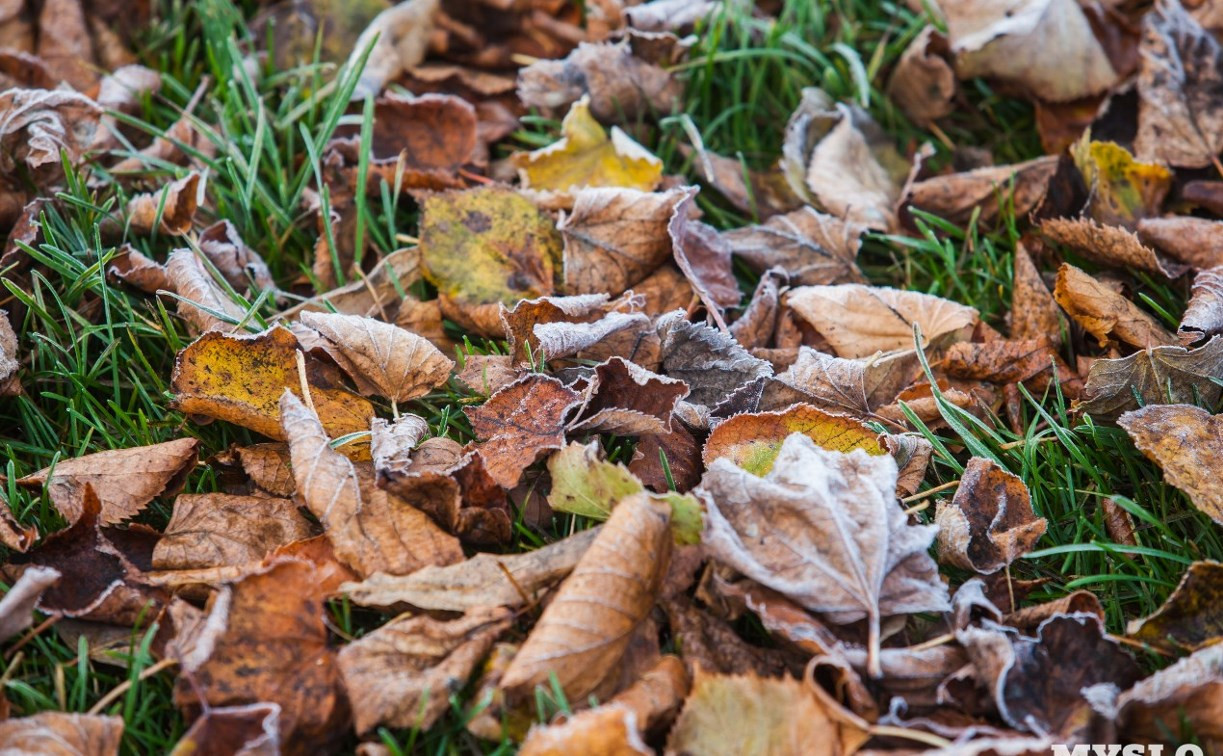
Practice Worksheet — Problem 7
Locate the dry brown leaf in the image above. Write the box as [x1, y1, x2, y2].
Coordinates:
[1135, 0, 1223, 168]
[698, 433, 948, 676]
[121, 173, 202, 236]
[1118, 403, 1223, 525]
[887, 26, 955, 126]
[456, 354, 520, 396]
[901, 157, 1060, 228]
[1108, 642, 1223, 750]
[169, 702, 281, 756]
[942, 0, 1123, 102]
[1081, 337, 1223, 418]
[17, 437, 198, 524]
[665, 668, 869, 756]
[152, 494, 313, 570]
[341, 526, 598, 612]
[0, 565, 60, 643]
[1011, 240, 1065, 347]
[280, 391, 462, 577]
[339, 606, 512, 734]
[0, 713, 123, 755]
[724, 206, 865, 288]
[560, 186, 688, 297]
[1127, 560, 1223, 649]
[500, 494, 671, 705]
[630, 422, 703, 494]
[226, 443, 295, 497]
[569, 357, 688, 437]
[0, 88, 100, 181]
[369, 414, 430, 480]
[0, 308, 18, 396]
[685, 146, 804, 220]
[299, 311, 454, 404]
[1138, 215, 1223, 270]
[935, 457, 1047, 574]
[464, 373, 583, 489]
[500, 293, 622, 363]
[1180, 266, 1223, 344]
[655, 311, 773, 407]
[729, 268, 786, 350]
[517, 35, 684, 123]
[173, 559, 347, 751]
[106, 244, 171, 295]
[1042, 216, 1187, 279]
[197, 220, 276, 294]
[663, 595, 795, 679]
[165, 247, 246, 334]
[668, 189, 741, 321]
[172, 326, 375, 441]
[1053, 263, 1177, 348]
[774, 347, 918, 417]
[345, 0, 440, 100]
[943, 340, 1082, 397]
[785, 284, 978, 359]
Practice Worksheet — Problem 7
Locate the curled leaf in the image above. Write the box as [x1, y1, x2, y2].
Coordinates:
[703, 404, 886, 476]
[935, 457, 1047, 574]
[1128, 560, 1223, 649]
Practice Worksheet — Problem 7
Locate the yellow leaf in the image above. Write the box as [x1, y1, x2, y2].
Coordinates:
[514, 96, 662, 200]
[703, 404, 886, 476]
[1071, 136, 1171, 227]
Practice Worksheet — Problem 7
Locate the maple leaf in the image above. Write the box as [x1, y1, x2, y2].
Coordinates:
[697, 432, 949, 676]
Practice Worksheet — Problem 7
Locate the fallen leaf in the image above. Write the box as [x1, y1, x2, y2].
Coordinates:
[568, 357, 688, 436]
[464, 373, 583, 488]
[531, 310, 661, 372]
[1127, 560, 1223, 649]
[106, 244, 171, 295]
[515, 96, 662, 202]
[0, 308, 18, 396]
[703, 404, 886, 476]
[547, 441, 644, 519]
[935, 457, 1047, 574]
[901, 157, 1060, 227]
[942, 0, 1123, 102]
[1138, 215, 1223, 270]
[1053, 263, 1176, 348]
[560, 186, 689, 297]
[517, 35, 684, 122]
[729, 268, 787, 349]
[663, 595, 795, 679]
[419, 186, 562, 333]
[171, 326, 375, 441]
[698, 433, 949, 676]
[958, 614, 1141, 738]
[773, 347, 919, 417]
[280, 391, 462, 577]
[0, 565, 60, 643]
[1108, 642, 1223, 750]
[121, 172, 202, 236]
[169, 702, 281, 756]
[345, 0, 440, 100]
[500, 494, 671, 705]
[369, 414, 430, 480]
[456, 354, 520, 396]
[0, 713, 123, 755]
[339, 606, 512, 734]
[630, 422, 703, 493]
[1043, 217, 1187, 279]
[887, 26, 955, 126]
[1080, 337, 1223, 418]
[17, 437, 198, 524]
[500, 292, 623, 362]
[298, 311, 453, 404]
[1070, 137, 1171, 227]
[784, 88, 906, 231]
[0, 88, 100, 181]
[943, 340, 1082, 397]
[1118, 403, 1223, 525]
[655, 311, 773, 407]
[341, 526, 599, 612]
[665, 668, 869, 756]
[165, 247, 247, 334]
[1135, 0, 1223, 168]
[152, 494, 313, 570]
[173, 559, 347, 751]
[785, 284, 978, 359]
[221, 443, 295, 497]
[1011, 241, 1066, 347]
[723, 206, 865, 287]
[685, 146, 804, 220]
[1179, 266, 1223, 344]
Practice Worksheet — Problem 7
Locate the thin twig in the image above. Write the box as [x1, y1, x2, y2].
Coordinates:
[5, 615, 60, 660]
[900, 479, 960, 505]
[867, 724, 953, 749]
[87, 658, 178, 715]
[907, 632, 955, 653]
[294, 349, 317, 415]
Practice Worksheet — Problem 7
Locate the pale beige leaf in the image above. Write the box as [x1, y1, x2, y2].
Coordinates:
[152, 494, 313, 570]
[1042, 217, 1187, 279]
[0, 565, 60, 643]
[280, 391, 462, 577]
[697, 433, 948, 676]
[500, 495, 671, 704]
[340, 527, 598, 611]
[1080, 337, 1223, 418]
[338, 606, 512, 734]
[18, 437, 199, 524]
[886, 26, 955, 126]
[0, 308, 18, 396]
[902, 157, 1059, 227]
[347, 0, 440, 100]
[775, 346, 919, 416]
[785, 284, 978, 358]
[299, 311, 454, 404]
[0, 713, 123, 756]
[166, 248, 246, 334]
[1180, 266, 1223, 344]
[722, 206, 865, 287]
[370, 414, 430, 479]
